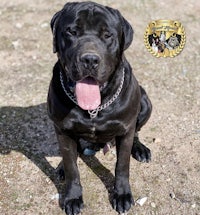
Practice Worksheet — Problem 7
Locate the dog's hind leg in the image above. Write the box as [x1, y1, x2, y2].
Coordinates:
[132, 134, 151, 163]
[131, 86, 152, 163]
[136, 86, 152, 132]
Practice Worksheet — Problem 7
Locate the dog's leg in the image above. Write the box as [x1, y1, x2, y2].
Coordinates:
[131, 86, 152, 163]
[56, 132, 84, 215]
[112, 128, 135, 214]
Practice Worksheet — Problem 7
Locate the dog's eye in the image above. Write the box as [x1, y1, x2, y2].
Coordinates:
[103, 31, 112, 39]
[66, 28, 77, 36]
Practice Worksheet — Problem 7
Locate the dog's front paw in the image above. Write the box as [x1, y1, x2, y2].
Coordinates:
[64, 196, 84, 215]
[112, 192, 134, 214]
[132, 137, 151, 163]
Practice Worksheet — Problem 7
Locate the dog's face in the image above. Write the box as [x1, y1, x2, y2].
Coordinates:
[51, 2, 133, 110]
[168, 36, 179, 48]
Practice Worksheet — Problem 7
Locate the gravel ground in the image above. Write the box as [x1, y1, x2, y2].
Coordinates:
[0, 0, 199, 214]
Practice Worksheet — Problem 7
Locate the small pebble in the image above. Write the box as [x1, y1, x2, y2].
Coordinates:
[111, 149, 116, 155]
[191, 203, 196, 208]
[32, 55, 37, 60]
[169, 192, 176, 199]
[41, 22, 49, 28]
[15, 23, 23, 29]
[51, 193, 60, 200]
[151, 202, 156, 208]
[12, 40, 20, 49]
[153, 138, 161, 144]
[136, 197, 148, 206]
[45, 178, 51, 184]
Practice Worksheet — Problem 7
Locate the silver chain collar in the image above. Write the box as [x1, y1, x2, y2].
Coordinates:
[60, 68, 125, 119]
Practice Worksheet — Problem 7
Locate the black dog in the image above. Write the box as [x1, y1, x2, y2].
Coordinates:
[47, 2, 152, 214]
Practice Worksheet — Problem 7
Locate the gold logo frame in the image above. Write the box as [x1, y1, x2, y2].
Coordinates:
[144, 20, 186, 57]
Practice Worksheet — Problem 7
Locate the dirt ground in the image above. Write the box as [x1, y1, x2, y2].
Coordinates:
[0, 0, 199, 214]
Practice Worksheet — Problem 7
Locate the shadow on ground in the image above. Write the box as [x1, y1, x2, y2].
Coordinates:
[0, 103, 115, 209]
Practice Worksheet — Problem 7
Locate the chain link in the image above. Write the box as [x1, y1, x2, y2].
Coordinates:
[60, 68, 125, 118]
[60, 72, 78, 105]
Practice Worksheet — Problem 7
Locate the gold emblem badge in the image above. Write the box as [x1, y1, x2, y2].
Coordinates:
[144, 20, 186, 57]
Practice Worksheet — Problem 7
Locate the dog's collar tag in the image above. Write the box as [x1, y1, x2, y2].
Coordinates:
[88, 109, 100, 119]
[60, 68, 125, 119]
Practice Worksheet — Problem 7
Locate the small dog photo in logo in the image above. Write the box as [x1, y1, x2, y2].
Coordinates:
[144, 20, 186, 57]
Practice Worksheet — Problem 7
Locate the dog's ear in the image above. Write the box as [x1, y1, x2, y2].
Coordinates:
[106, 7, 133, 51]
[120, 14, 134, 51]
[50, 11, 62, 53]
[50, 3, 79, 53]
[121, 17, 134, 50]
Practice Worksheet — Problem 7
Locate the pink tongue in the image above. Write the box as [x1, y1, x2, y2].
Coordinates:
[75, 77, 101, 110]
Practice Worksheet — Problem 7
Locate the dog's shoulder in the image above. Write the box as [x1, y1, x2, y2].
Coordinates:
[47, 62, 74, 122]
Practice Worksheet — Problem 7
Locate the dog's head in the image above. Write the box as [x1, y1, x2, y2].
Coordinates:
[51, 2, 133, 110]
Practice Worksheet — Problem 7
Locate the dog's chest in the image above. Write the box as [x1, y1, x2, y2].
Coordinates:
[62, 110, 127, 142]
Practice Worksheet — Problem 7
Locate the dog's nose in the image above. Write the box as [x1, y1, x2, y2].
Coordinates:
[80, 53, 100, 69]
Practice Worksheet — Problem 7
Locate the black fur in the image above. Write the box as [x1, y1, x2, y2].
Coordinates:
[47, 2, 152, 214]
